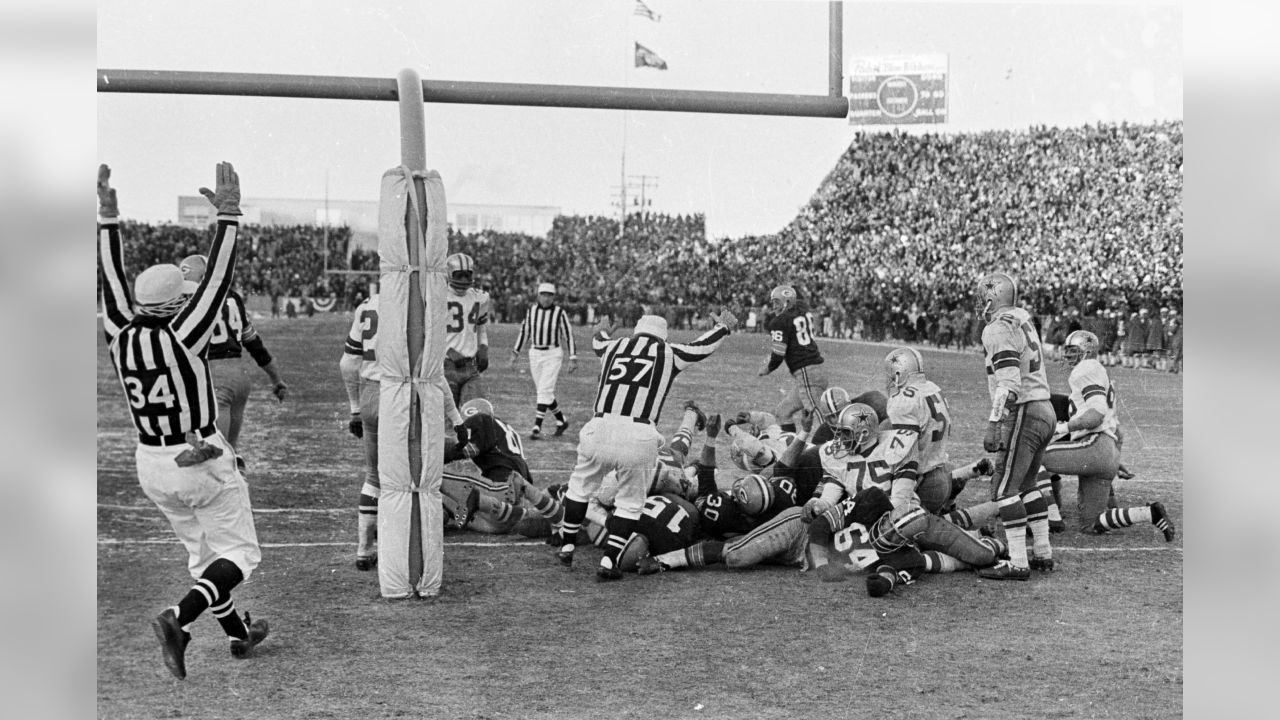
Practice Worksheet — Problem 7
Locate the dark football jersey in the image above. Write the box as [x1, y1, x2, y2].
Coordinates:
[637, 494, 701, 554]
[754, 475, 799, 522]
[765, 307, 823, 372]
[696, 490, 756, 539]
[774, 444, 825, 501]
[445, 414, 531, 479]
[207, 291, 254, 360]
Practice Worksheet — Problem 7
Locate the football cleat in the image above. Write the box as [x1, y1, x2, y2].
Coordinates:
[683, 400, 707, 431]
[1029, 555, 1055, 572]
[355, 555, 377, 571]
[1150, 502, 1176, 542]
[636, 556, 668, 576]
[152, 608, 191, 680]
[976, 560, 1031, 581]
[596, 557, 623, 582]
[1049, 519, 1067, 534]
[554, 418, 571, 437]
[1117, 464, 1136, 480]
[448, 487, 480, 531]
[555, 545, 575, 567]
[529, 427, 542, 441]
[229, 613, 270, 659]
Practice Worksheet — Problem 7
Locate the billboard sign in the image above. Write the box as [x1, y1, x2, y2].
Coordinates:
[847, 54, 948, 125]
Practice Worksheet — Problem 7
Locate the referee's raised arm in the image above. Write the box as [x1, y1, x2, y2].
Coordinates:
[97, 164, 133, 342]
[173, 162, 242, 353]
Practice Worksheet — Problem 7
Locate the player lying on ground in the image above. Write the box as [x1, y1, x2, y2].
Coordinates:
[441, 398, 563, 536]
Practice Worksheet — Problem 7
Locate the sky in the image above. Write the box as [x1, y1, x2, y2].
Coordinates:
[96, 0, 1182, 238]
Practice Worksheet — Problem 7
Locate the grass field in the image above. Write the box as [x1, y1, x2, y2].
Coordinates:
[97, 315, 1183, 720]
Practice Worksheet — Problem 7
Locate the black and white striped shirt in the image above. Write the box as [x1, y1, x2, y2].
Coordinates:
[591, 326, 729, 424]
[99, 217, 239, 444]
[513, 304, 576, 356]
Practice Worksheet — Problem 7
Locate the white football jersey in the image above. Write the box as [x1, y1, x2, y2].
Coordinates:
[1066, 358, 1119, 441]
[344, 295, 381, 382]
[444, 288, 490, 358]
[886, 378, 951, 472]
[818, 430, 921, 508]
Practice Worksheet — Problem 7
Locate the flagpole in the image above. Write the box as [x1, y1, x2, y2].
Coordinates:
[621, 7, 632, 242]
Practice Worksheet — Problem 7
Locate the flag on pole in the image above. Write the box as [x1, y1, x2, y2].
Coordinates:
[635, 41, 668, 70]
[634, 0, 661, 22]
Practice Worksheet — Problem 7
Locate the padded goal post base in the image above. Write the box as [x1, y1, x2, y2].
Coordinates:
[376, 166, 449, 599]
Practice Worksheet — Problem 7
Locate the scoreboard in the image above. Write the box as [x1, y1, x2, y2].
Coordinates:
[846, 54, 948, 126]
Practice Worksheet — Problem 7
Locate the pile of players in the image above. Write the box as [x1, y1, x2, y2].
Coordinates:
[437, 277, 1177, 597]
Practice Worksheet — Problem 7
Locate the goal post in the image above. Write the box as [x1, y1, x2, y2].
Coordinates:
[374, 69, 448, 599]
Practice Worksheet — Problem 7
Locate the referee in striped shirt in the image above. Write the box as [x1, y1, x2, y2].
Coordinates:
[552, 308, 739, 580]
[510, 282, 577, 439]
[98, 163, 268, 679]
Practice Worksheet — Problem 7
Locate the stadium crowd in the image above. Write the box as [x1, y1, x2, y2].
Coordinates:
[111, 120, 1182, 369]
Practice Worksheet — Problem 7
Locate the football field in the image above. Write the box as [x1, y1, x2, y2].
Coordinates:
[97, 315, 1183, 719]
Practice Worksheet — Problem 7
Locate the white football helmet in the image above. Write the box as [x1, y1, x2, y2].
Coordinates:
[831, 403, 879, 458]
[883, 347, 925, 395]
[768, 285, 797, 313]
[731, 474, 774, 516]
[1061, 330, 1100, 368]
[446, 253, 475, 294]
[975, 272, 1018, 322]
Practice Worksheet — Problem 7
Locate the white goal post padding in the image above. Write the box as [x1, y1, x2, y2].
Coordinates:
[375, 166, 448, 599]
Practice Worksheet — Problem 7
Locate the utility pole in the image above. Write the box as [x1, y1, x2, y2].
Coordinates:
[611, 174, 659, 222]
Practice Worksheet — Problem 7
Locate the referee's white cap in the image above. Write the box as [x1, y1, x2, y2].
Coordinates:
[634, 314, 668, 341]
[135, 264, 197, 306]
[537, 282, 557, 295]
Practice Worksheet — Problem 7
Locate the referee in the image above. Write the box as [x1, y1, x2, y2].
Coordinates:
[510, 282, 577, 440]
[98, 163, 268, 679]
[552, 308, 739, 580]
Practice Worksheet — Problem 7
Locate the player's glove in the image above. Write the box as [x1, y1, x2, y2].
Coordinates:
[1054, 421, 1070, 438]
[454, 424, 470, 448]
[982, 421, 1006, 453]
[198, 161, 243, 216]
[97, 164, 119, 219]
[710, 308, 739, 330]
[476, 346, 489, 373]
[802, 498, 832, 524]
[272, 381, 288, 402]
[348, 414, 364, 439]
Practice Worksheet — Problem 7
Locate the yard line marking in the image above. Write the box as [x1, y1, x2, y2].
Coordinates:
[96, 537, 1179, 552]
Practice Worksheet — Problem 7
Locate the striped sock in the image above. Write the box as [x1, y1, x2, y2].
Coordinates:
[178, 558, 244, 629]
[602, 516, 639, 565]
[670, 427, 693, 459]
[548, 400, 566, 426]
[1097, 505, 1151, 531]
[211, 596, 248, 641]
[1022, 489, 1052, 559]
[358, 489, 378, 556]
[997, 496, 1029, 568]
[534, 403, 548, 428]
[531, 492, 562, 520]
[1035, 477, 1063, 523]
[556, 497, 588, 549]
[947, 507, 975, 529]
[923, 551, 970, 573]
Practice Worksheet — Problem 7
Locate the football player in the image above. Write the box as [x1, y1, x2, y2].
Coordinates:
[969, 272, 1057, 580]
[881, 347, 992, 515]
[798, 403, 923, 581]
[442, 398, 561, 535]
[442, 253, 491, 406]
[179, 254, 287, 462]
[759, 284, 828, 432]
[1038, 331, 1176, 540]
[819, 485, 1008, 596]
